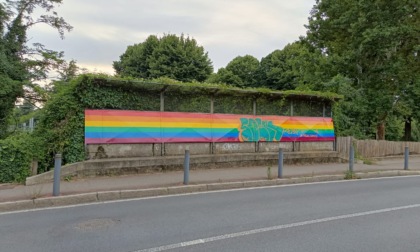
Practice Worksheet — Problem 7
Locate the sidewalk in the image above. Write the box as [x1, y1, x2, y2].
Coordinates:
[1, 156, 419, 204]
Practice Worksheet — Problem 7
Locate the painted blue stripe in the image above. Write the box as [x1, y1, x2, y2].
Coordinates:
[85, 128, 237, 133]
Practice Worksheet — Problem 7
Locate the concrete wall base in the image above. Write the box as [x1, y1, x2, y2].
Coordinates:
[86, 142, 335, 159]
[26, 151, 340, 185]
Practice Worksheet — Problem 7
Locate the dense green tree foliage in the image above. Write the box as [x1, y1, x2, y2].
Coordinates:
[113, 34, 213, 82]
[258, 41, 327, 90]
[305, 0, 420, 139]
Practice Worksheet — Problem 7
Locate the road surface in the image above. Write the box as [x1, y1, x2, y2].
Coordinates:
[1, 176, 420, 252]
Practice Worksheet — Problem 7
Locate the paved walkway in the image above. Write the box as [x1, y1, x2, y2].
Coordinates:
[1, 157, 419, 203]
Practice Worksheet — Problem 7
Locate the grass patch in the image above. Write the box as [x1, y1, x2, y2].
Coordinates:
[344, 170, 358, 180]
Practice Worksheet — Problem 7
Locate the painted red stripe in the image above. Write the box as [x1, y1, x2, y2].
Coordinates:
[282, 117, 333, 123]
[161, 112, 213, 119]
[85, 137, 246, 144]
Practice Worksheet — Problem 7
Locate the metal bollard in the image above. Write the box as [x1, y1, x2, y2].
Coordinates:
[278, 148, 283, 178]
[183, 147, 190, 185]
[404, 146, 409, 170]
[349, 145, 354, 172]
[53, 153, 62, 196]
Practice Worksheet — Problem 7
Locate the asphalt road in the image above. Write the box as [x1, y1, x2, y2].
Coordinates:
[2, 176, 420, 252]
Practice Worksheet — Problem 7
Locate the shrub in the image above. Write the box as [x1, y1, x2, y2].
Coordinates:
[0, 133, 39, 183]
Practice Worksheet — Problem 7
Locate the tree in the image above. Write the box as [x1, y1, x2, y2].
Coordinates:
[306, 0, 420, 140]
[392, 78, 420, 140]
[206, 68, 242, 86]
[258, 41, 327, 90]
[0, 0, 72, 137]
[321, 75, 374, 138]
[113, 34, 213, 82]
[113, 35, 159, 79]
[208, 55, 259, 87]
[57, 59, 85, 82]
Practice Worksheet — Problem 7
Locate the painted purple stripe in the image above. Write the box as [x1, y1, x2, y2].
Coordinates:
[85, 137, 243, 144]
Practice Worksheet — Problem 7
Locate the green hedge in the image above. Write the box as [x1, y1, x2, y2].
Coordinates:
[0, 133, 39, 183]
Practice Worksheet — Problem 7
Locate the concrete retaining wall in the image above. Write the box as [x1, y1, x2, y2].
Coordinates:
[29, 141, 337, 186]
[26, 151, 341, 185]
[87, 141, 334, 159]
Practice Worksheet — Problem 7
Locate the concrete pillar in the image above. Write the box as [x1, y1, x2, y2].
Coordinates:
[31, 159, 38, 176]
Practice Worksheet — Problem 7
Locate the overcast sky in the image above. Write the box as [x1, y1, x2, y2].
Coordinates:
[28, 0, 315, 74]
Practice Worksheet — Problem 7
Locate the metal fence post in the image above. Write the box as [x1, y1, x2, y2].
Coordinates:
[53, 153, 62, 196]
[404, 146, 409, 170]
[278, 148, 283, 178]
[349, 145, 354, 172]
[183, 147, 190, 185]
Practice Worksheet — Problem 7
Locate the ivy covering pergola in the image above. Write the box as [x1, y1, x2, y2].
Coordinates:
[89, 76, 342, 118]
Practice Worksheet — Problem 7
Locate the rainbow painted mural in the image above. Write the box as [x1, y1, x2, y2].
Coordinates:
[85, 110, 335, 144]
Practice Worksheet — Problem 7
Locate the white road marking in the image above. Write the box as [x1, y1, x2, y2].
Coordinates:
[1, 175, 420, 216]
[133, 203, 420, 252]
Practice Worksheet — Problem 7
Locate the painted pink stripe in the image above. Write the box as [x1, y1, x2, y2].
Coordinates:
[280, 137, 335, 142]
[86, 110, 214, 119]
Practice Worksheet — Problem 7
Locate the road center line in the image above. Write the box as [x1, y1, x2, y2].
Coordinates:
[133, 203, 420, 252]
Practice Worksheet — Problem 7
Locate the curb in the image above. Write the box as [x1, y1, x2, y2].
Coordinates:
[2, 170, 420, 213]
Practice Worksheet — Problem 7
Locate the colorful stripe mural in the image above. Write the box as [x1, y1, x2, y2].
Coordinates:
[85, 110, 335, 144]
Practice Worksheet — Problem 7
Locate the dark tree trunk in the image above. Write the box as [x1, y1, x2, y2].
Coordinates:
[377, 122, 385, 140]
[404, 117, 412, 141]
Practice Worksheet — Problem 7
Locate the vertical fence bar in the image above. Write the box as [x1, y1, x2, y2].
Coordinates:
[160, 91, 164, 112]
[278, 148, 283, 178]
[404, 146, 409, 170]
[349, 145, 354, 172]
[183, 147, 190, 185]
[290, 100, 294, 116]
[210, 96, 214, 114]
[53, 153, 62, 196]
